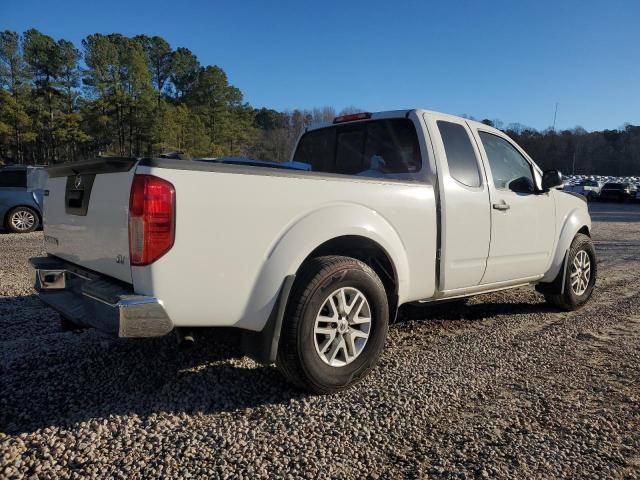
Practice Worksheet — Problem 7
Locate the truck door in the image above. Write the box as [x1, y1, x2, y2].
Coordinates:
[424, 113, 491, 291]
[473, 128, 556, 284]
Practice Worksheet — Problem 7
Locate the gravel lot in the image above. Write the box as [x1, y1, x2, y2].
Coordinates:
[1, 202, 639, 479]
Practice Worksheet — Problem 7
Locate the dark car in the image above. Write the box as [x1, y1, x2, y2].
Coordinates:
[598, 182, 633, 202]
[0, 165, 47, 233]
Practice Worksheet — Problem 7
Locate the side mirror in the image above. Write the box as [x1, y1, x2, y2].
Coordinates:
[508, 176, 535, 194]
[541, 169, 563, 190]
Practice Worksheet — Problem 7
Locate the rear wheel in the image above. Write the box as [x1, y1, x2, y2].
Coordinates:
[276, 256, 389, 394]
[6, 206, 39, 233]
[544, 233, 596, 311]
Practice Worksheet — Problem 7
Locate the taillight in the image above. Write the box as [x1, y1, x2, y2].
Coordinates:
[128, 174, 175, 266]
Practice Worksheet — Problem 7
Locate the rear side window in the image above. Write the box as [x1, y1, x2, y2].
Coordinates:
[0, 170, 27, 188]
[437, 121, 481, 188]
[293, 119, 421, 179]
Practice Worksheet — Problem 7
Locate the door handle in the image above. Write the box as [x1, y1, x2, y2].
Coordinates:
[492, 201, 510, 211]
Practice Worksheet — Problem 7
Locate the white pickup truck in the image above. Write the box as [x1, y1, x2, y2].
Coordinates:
[32, 109, 596, 393]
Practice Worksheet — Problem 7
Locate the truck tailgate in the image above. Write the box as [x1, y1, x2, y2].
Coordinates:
[43, 159, 138, 284]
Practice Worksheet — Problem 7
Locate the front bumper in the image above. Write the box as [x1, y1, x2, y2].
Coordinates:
[30, 256, 173, 337]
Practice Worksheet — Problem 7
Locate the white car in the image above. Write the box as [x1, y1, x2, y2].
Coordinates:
[31, 109, 596, 393]
[575, 179, 604, 200]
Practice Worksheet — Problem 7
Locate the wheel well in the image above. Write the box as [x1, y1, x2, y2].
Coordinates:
[299, 235, 399, 318]
[577, 225, 590, 237]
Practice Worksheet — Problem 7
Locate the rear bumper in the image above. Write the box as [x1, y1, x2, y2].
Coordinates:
[30, 256, 173, 337]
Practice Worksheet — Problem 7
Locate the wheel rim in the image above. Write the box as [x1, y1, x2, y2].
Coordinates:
[570, 250, 591, 296]
[313, 287, 372, 367]
[11, 210, 35, 231]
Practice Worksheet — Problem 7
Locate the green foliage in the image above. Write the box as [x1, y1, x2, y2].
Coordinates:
[0, 31, 27, 94]
[136, 35, 173, 95]
[0, 29, 262, 163]
[170, 47, 199, 99]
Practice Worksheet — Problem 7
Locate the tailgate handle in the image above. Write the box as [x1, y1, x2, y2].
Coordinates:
[64, 174, 95, 216]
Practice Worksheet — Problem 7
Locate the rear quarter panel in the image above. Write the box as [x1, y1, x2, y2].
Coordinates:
[132, 165, 437, 331]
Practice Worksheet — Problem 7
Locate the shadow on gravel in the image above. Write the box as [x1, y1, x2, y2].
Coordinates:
[2, 293, 555, 435]
[0, 300, 303, 434]
[398, 299, 555, 323]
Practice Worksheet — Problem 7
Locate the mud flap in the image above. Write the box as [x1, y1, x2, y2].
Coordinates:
[241, 275, 296, 364]
[536, 250, 569, 295]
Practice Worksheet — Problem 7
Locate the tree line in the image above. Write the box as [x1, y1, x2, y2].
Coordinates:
[1, 29, 638, 175]
[476, 119, 640, 176]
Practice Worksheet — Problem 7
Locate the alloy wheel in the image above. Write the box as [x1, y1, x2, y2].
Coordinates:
[11, 210, 36, 232]
[313, 287, 372, 367]
[570, 250, 591, 296]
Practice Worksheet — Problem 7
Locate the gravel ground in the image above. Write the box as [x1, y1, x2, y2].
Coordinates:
[1, 202, 639, 479]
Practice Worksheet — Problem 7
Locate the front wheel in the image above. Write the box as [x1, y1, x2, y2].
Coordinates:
[276, 256, 389, 394]
[544, 233, 596, 311]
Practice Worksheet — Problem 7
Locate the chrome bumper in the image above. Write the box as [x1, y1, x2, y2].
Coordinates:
[30, 256, 173, 338]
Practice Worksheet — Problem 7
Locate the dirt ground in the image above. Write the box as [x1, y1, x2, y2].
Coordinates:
[1, 201, 639, 479]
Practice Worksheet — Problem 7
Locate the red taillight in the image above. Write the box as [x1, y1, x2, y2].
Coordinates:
[128, 174, 175, 266]
[333, 112, 372, 124]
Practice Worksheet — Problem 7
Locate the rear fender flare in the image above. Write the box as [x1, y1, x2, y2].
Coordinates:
[236, 203, 410, 331]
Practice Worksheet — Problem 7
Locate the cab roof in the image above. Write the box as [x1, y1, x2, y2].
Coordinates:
[307, 108, 505, 137]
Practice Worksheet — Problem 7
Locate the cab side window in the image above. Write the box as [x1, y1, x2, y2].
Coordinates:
[437, 121, 481, 188]
[479, 132, 535, 194]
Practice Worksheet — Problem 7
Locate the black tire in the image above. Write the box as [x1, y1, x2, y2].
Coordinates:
[276, 255, 389, 394]
[6, 206, 39, 233]
[544, 233, 596, 311]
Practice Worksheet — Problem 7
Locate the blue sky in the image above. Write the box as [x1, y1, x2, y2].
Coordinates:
[3, 0, 639, 131]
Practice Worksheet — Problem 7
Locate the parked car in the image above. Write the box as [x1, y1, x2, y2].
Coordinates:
[0, 165, 47, 233]
[598, 182, 633, 202]
[575, 179, 603, 200]
[31, 109, 595, 393]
